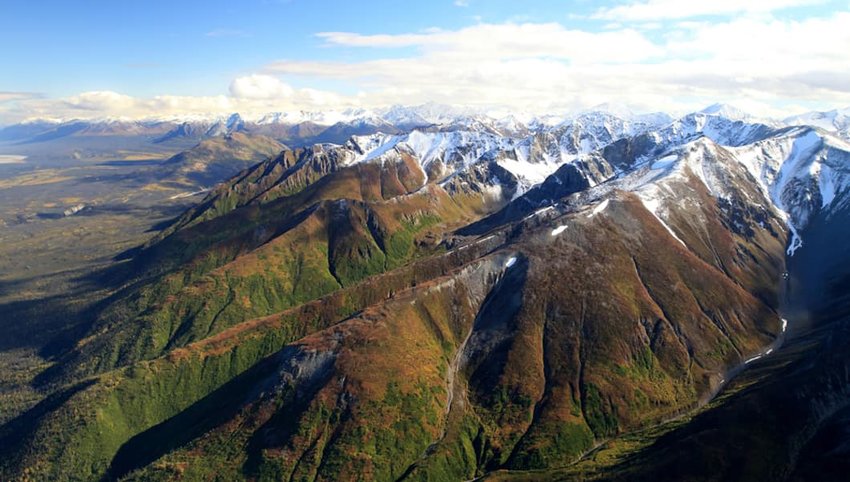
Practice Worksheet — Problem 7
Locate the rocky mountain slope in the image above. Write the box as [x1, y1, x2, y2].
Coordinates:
[159, 131, 285, 186]
[2, 105, 850, 481]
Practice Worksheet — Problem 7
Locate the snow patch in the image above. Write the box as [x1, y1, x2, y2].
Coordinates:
[812, 160, 837, 208]
[497, 156, 563, 190]
[587, 199, 610, 218]
[640, 197, 686, 247]
[523, 204, 556, 221]
[651, 155, 677, 170]
[535, 205, 555, 216]
[786, 223, 804, 256]
[551, 225, 568, 236]
[169, 189, 209, 200]
[0, 154, 26, 164]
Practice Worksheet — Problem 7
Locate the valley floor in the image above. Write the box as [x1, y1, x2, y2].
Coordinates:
[0, 151, 198, 422]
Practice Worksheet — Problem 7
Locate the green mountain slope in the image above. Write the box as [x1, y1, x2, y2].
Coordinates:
[0, 132, 791, 482]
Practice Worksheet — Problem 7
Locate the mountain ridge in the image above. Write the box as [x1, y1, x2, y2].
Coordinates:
[3, 105, 850, 481]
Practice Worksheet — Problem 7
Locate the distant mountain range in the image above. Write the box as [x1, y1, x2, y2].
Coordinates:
[2, 103, 846, 149]
[3, 103, 850, 480]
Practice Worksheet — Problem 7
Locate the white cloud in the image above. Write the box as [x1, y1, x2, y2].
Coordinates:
[0, 91, 42, 103]
[229, 74, 295, 99]
[3, 11, 850, 123]
[0, 81, 354, 123]
[63, 91, 138, 111]
[593, 0, 825, 21]
[667, 13, 850, 66]
[265, 14, 850, 116]
[454, 0, 470, 7]
[316, 23, 664, 64]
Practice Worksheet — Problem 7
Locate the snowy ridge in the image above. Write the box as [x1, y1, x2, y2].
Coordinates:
[478, 110, 668, 193]
[653, 111, 776, 150]
[784, 108, 850, 138]
[610, 137, 740, 199]
[699, 103, 779, 126]
[565, 136, 776, 251]
[733, 127, 850, 254]
[626, 140, 730, 248]
[333, 105, 803, 219]
[8, 102, 850, 262]
[339, 111, 651, 198]
[345, 130, 515, 171]
[545, 123, 850, 258]
[279, 105, 850, 261]
[256, 110, 373, 126]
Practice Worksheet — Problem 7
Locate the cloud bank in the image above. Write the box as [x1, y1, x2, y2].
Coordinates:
[2, 2, 849, 123]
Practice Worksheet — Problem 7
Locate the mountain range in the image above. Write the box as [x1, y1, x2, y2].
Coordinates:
[2, 103, 850, 481]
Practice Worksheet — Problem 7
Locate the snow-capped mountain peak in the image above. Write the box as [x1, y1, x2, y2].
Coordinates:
[225, 113, 244, 130]
[700, 103, 751, 120]
[584, 102, 636, 120]
[378, 105, 432, 128]
[784, 108, 850, 139]
[7, 101, 850, 260]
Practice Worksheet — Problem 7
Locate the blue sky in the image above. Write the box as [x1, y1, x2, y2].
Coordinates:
[2, 0, 584, 96]
[1, 0, 849, 122]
